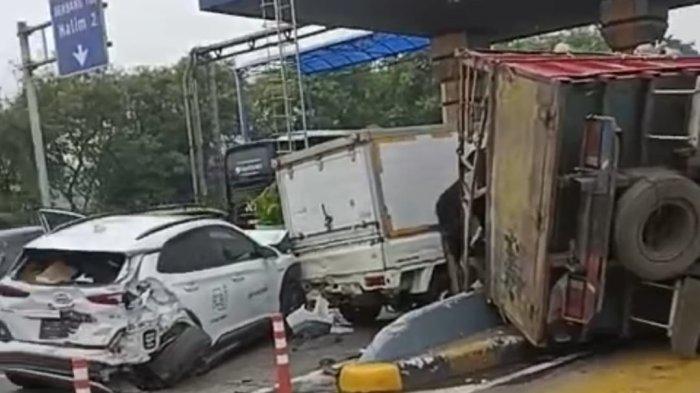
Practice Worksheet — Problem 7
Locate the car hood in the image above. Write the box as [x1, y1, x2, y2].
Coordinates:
[244, 229, 288, 247]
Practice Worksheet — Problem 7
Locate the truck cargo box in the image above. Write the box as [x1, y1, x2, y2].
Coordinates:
[458, 51, 700, 346]
[274, 125, 457, 309]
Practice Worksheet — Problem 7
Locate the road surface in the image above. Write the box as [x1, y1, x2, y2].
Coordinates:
[424, 341, 700, 393]
[0, 324, 381, 393]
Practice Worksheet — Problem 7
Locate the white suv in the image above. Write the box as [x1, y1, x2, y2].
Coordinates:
[0, 213, 303, 391]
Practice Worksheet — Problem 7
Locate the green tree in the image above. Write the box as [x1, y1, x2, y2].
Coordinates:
[0, 67, 198, 214]
[305, 53, 441, 129]
[241, 52, 441, 137]
[495, 25, 698, 55]
[495, 26, 610, 52]
[0, 94, 39, 227]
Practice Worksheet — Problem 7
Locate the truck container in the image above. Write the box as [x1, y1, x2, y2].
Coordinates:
[224, 131, 351, 226]
[274, 125, 457, 323]
[456, 51, 700, 354]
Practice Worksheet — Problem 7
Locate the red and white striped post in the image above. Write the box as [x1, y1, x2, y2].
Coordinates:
[271, 313, 292, 393]
[71, 358, 91, 393]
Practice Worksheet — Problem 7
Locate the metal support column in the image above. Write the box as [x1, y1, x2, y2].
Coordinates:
[17, 21, 51, 207]
[207, 63, 222, 153]
[233, 66, 250, 142]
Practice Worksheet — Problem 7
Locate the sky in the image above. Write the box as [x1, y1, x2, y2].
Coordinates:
[0, 0, 261, 97]
[1, 1, 700, 98]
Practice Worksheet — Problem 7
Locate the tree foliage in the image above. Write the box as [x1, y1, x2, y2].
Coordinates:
[0, 52, 439, 225]
[495, 25, 698, 55]
[496, 26, 611, 52]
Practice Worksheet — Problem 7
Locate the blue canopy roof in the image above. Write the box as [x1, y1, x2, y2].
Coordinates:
[297, 32, 430, 74]
[236, 30, 430, 74]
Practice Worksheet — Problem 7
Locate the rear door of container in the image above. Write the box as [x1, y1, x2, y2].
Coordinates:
[276, 142, 384, 270]
[488, 75, 559, 345]
[373, 129, 458, 269]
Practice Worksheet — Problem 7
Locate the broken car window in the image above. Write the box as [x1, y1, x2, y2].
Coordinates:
[209, 227, 257, 264]
[15, 249, 126, 286]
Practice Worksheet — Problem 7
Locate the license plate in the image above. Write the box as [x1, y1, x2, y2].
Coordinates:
[38, 310, 94, 340]
[39, 319, 78, 340]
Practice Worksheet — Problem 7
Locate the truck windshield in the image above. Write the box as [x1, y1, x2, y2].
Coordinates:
[14, 249, 126, 286]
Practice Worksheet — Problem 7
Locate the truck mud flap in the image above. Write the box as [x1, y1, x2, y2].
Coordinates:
[145, 325, 211, 386]
[671, 277, 700, 357]
[360, 291, 502, 362]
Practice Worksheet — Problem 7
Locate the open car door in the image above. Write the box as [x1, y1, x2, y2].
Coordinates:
[38, 209, 85, 232]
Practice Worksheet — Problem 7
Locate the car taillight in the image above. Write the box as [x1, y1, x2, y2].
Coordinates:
[0, 285, 29, 298]
[364, 275, 386, 288]
[87, 293, 125, 305]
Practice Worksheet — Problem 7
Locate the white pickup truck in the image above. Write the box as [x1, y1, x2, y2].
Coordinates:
[274, 125, 458, 323]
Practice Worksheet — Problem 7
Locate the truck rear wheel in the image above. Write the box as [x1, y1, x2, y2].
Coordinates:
[339, 303, 382, 325]
[614, 171, 700, 281]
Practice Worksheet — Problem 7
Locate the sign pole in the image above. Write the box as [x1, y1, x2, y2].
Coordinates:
[17, 21, 51, 207]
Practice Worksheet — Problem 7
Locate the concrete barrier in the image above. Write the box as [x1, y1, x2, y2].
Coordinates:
[339, 327, 529, 392]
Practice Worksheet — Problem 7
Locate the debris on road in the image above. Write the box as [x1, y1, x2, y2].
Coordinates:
[360, 291, 502, 362]
[286, 296, 354, 341]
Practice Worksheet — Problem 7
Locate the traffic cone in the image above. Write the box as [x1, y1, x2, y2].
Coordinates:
[271, 313, 292, 393]
[71, 358, 91, 393]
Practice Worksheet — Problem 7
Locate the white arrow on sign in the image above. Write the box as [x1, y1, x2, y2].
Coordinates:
[72, 45, 89, 67]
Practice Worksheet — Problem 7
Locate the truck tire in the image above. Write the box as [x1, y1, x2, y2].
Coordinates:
[339, 303, 382, 325]
[614, 171, 700, 281]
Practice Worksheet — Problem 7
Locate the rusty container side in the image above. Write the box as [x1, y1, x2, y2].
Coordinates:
[470, 51, 700, 347]
[487, 72, 561, 345]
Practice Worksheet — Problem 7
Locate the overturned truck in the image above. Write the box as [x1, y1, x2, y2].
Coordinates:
[456, 51, 700, 354]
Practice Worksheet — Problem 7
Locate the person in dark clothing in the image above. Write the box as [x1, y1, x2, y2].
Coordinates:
[435, 181, 485, 294]
[436, 181, 465, 294]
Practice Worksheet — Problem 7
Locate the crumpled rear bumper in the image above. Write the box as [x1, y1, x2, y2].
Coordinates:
[0, 341, 149, 390]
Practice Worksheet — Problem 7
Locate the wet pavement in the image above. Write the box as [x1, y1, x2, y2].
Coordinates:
[0, 324, 382, 393]
[422, 341, 700, 393]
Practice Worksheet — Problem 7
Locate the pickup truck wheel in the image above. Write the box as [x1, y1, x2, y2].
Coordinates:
[339, 303, 382, 325]
[614, 172, 700, 281]
[5, 372, 49, 389]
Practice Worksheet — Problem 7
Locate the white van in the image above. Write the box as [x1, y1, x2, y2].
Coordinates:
[274, 125, 458, 323]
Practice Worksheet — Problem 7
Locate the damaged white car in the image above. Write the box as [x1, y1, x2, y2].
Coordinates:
[0, 214, 303, 391]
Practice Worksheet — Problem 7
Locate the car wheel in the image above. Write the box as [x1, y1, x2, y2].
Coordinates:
[5, 372, 49, 389]
[144, 324, 212, 389]
[339, 303, 382, 325]
[280, 277, 306, 317]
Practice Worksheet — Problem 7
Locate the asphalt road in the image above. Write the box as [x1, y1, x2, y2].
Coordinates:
[422, 341, 700, 393]
[0, 324, 382, 393]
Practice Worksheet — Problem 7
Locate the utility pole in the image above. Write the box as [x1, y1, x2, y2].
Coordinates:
[233, 66, 250, 142]
[207, 63, 222, 152]
[17, 21, 52, 207]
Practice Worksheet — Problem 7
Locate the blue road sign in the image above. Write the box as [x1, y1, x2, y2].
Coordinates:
[49, 0, 109, 77]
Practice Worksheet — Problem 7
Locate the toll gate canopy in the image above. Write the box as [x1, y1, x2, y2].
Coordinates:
[236, 30, 430, 74]
[200, 0, 700, 43]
